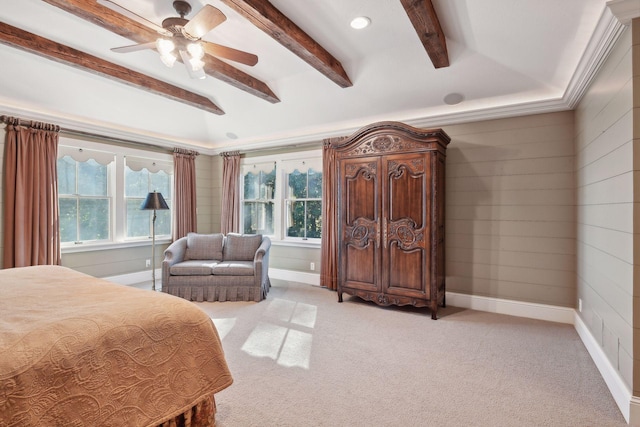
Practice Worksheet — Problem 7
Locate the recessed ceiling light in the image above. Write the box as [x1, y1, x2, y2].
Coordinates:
[443, 93, 464, 105]
[226, 132, 238, 139]
[350, 16, 371, 30]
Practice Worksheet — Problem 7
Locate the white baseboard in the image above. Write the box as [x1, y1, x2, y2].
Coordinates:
[269, 268, 321, 286]
[445, 292, 575, 324]
[574, 313, 632, 424]
[103, 269, 159, 286]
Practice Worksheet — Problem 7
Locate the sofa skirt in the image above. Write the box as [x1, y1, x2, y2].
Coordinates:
[164, 277, 271, 302]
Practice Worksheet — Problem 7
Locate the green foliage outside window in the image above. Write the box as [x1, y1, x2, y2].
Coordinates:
[57, 156, 110, 243]
[285, 168, 322, 239]
[243, 168, 276, 235]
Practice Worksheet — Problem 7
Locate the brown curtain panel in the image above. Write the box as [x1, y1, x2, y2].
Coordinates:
[3, 117, 61, 268]
[220, 151, 241, 234]
[320, 141, 338, 290]
[172, 148, 198, 241]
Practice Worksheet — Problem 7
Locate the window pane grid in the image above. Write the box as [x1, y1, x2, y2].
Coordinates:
[57, 156, 111, 244]
[284, 168, 321, 240]
[58, 144, 173, 247]
[242, 167, 276, 235]
[125, 166, 172, 239]
[240, 152, 322, 242]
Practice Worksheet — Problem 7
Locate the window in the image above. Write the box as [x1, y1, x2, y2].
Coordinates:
[242, 163, 275, 235]
[240, 150, 322, 244]
[58, 147, 114, 244]
[57, 138, 173, 249]
[284, 168, 322, 239]
[125, 157, 172, 239]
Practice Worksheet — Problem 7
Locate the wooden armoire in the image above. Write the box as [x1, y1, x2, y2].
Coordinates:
[329, 121, 450, 319]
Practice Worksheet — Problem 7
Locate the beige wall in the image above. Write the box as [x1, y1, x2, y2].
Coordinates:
[575, 26, 634, 390]
[442, 112, 576, 307]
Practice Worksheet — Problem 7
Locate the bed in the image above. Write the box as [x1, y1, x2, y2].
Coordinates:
[0, 265, 233, 427]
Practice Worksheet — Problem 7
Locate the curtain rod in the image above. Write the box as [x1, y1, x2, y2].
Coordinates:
[61, 129, 173, 155]
[1, 115, 174, 155]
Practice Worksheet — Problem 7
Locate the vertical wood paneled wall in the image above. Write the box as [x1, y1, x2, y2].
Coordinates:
[443, 112, 576, 307]
[575, 27, 633, 389]
[195, 154, 222, 234]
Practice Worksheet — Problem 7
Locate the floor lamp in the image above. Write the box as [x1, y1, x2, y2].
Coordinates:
[141, 191, 169, 291]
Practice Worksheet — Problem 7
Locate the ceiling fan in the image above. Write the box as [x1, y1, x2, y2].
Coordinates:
[99, 0, 258, 79]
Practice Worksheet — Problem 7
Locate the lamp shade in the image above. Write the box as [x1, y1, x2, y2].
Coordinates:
[140, 191, 169, 210]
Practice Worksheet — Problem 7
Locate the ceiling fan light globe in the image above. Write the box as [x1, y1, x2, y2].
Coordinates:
[189, 57, 205, 72]
[160, 53, 177, 68]
[156, 38, 175, 55]
[187, 42, 204, 59]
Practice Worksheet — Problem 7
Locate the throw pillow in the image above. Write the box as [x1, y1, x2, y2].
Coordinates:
[223, 233, 263, 261]
[185, 233, 224, 260]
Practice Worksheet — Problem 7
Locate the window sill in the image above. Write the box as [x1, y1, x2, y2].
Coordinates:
[61, 237, 173, 254]
[270, 239, 321, 249]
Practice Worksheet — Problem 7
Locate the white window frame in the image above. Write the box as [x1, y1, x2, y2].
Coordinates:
[57, 145, 114, 245]
[240, 149, 322, 247]
[124, 155, 173, 240]
[58, 136, 173, 253]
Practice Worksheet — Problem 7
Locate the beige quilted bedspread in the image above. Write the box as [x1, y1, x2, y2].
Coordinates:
[0, 265, 233, 427]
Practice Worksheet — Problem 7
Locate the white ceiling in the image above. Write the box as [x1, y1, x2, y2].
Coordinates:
[0, 0, 619, 154]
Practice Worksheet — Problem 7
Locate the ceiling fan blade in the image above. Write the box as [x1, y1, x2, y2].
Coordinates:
[202, 41, 258, 66]
[179, 50, 206, 80]
[183, 5, 227, 39]
[111, 42, 157, 53]
[97, 0, 171, 36]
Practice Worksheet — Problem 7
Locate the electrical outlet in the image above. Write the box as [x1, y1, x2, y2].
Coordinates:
[578, 298, 582, 313]
[146, 259, 151, 268]
[310, 262, 315, 271]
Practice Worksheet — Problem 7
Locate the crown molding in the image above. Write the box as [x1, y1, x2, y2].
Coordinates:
[564, 6, 626, 109]
[607, 0, 640, 24]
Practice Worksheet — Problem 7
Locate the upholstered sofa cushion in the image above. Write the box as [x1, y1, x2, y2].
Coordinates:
[223, 234, 263, 261]
[212, 261, 255, 276]
[185, 233, 224, 260]
[170, 260, 218, 276]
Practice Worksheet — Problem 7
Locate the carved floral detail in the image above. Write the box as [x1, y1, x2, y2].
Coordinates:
[345, 136, 423, 156]
[345, 218, 377, 248]
[388, 219, 424, 250]
[345, 162, 377, 180]
[388, 159, 425, 178]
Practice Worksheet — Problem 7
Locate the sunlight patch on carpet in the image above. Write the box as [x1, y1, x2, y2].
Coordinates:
[211, 317, 237, 340]
[242, 320, 313, 369]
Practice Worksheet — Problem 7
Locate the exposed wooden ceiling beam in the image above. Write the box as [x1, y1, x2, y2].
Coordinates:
[41, 0, 280, 103]
[0, 22, 224, 115]
[219, 0, 352, 88]
[400, 0, 449, 68]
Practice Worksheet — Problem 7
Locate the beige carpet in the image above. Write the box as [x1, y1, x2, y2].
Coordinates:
[191, 279, 626, 427]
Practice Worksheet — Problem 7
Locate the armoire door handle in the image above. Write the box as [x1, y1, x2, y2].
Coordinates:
[383, 217, 388, 248]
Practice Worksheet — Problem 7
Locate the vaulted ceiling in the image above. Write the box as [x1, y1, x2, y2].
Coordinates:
[0, 1, 616, 153]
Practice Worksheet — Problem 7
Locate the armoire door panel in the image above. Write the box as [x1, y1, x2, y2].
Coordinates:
[342, 158, 378, 225]
[340, 157, 381, 292]
[382, 153, 431, 297]
[344, 243, 378, 290]
[385, 154, 430, 228]
[387, 244, 429, 298]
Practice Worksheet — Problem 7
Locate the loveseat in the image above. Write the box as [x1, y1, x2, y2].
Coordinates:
[161, 232, 271, 302]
